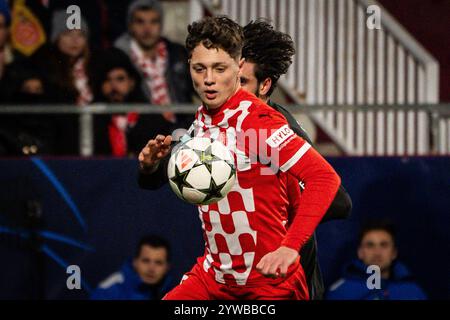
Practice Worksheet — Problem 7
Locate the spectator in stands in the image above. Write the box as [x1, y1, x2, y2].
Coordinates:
[94, 49, 146, 104]
[0, 1, 55, 155]
[7, 62, 49, 103]
[114, 0, 195, 131]
[0, 62, 57, 156]
[30, 10, 96, 155]
[326, 219, 427, 300]
[33, 10, 94, 105]
[93, 48, 148, 156]
[47, 0, 108, 50]
[90, 235, 175, 300]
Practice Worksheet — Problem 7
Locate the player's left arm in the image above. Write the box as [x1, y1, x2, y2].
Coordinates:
[252, 110, 340, 278]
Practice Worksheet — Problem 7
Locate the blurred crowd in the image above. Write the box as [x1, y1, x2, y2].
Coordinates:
[0, 0, 196, 156]
[90, 220, 427, 300]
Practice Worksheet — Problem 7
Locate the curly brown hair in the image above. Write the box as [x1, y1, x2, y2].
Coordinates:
[186, 16, 244, 60]
[242, 19, 295, 96]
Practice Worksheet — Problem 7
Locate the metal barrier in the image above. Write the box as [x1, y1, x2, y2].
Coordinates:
[1, 103, 449, 156]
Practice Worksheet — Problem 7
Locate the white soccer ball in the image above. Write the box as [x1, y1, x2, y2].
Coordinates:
[167, 137, 236, 205]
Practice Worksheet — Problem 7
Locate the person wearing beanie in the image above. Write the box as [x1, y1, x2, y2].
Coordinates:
[50, 9, 89, 44]
[33, 9, 94, 106]
[126, 0, 163, 27]
[28, 9, 97, 155]
[114, 0, 195, 132]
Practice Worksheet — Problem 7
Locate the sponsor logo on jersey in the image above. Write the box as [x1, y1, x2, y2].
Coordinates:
[265, 125, 294, 148]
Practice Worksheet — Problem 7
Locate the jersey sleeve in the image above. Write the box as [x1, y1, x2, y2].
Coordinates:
[244, 107, 341, 251]
[285, 174, 302, 229]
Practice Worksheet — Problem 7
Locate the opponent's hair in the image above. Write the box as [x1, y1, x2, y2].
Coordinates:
[134, 234, 171, 261]
[186, 16, 244, 60]
[358, 219, 397, 246]
[242, 19, 295, 96]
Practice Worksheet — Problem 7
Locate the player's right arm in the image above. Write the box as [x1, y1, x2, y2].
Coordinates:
[137, 135, 172, 190]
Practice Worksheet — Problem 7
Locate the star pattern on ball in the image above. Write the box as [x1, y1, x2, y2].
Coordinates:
[200, 177, 226, 204]
[168, 137, 236, 205]
[170, 164, 191, 192]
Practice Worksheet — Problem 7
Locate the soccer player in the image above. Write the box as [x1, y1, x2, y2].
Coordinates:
[138, 16, 340, 300]
[240, 20, 352, 299]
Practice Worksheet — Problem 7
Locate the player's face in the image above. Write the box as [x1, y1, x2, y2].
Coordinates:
[240, 61, 259, 96]
[102, 68, 135, 103]
[358, 230, 397, 274]
[57, 30, 87, 58]
[129, 10, 162, 50]
[133, 245, 170, 285]
[190, 43, 242, 110]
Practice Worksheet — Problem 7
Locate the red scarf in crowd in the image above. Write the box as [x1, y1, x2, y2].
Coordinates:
[108, 40, 177, 156]
[130, 39, 176, 123]
[108, 113, 139, 157]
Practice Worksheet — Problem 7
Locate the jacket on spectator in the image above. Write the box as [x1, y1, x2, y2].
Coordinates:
[326, 259, 427, 300]
[0, 47, 27, 102]
[90, 259, 174, 300]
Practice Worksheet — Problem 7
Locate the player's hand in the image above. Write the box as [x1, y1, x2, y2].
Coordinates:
[138, 134, 172, 173]
[256, 246, 299, 278]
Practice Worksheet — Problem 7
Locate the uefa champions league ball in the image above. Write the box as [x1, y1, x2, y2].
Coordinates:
[167, 137, 236, 205]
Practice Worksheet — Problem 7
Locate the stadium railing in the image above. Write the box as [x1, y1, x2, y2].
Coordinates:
[0, 103, 449, 156]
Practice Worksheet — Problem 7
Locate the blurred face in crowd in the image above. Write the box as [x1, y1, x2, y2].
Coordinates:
[57, 30, 87, 58]
[101, 68, 135, 103]
[22, 78, 44, 95]
[129, 9, 162, 51]
[0, 15, 8, 49]
[133, 245, 170, 285]
[190, 44, 242, 110]
[358, 230, 397, 277]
